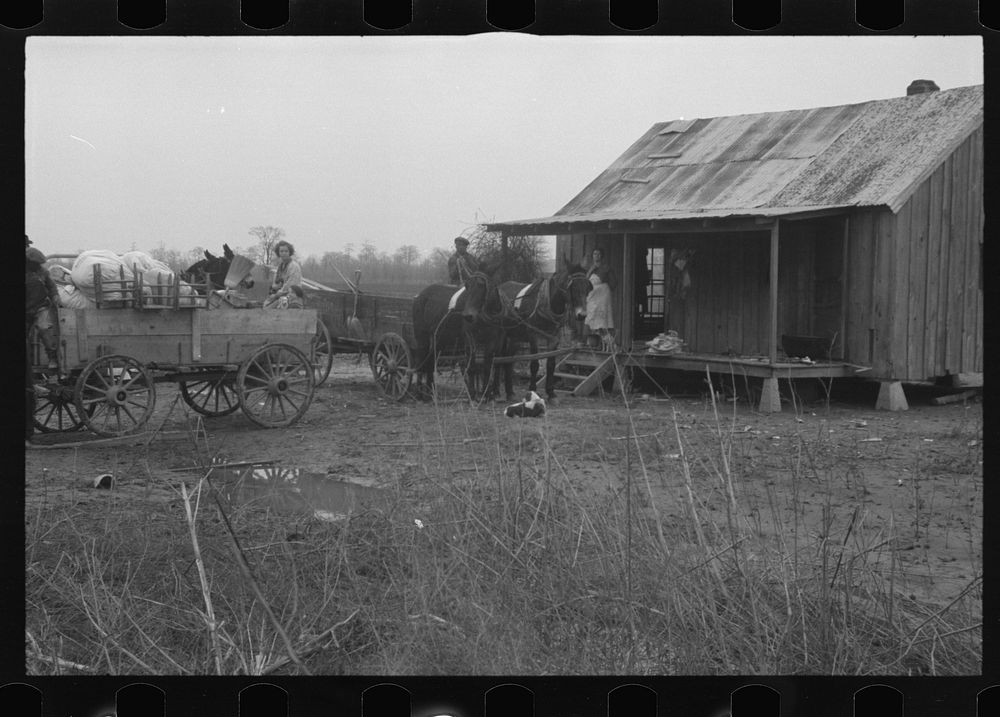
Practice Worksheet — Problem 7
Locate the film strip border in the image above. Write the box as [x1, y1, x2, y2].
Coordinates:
[3, 2, 996, 717]
[0, 0, 997, 33]
[2, 679, 1000, 716]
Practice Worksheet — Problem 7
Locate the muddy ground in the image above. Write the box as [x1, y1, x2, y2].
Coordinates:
[25, 356, 983, 660]
[27, 357, 983, 608]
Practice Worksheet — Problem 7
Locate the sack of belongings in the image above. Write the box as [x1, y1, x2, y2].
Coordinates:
[47, 264, 73, 286]
[645, 330, 685, 355]
[58, 283, 96, 309]
[119, 250, 198, 304]
[67, 249, 200, 307]
[505, 391, 546, 418]
[70, 250, 136, 305]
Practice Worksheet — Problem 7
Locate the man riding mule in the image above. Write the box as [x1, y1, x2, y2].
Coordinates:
[411, 259, 505, 401]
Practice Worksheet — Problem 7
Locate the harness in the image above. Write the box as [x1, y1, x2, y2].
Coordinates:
[499, 271, 589, 342]
[463, 270, 515, 329]
[434, 270, 503, 346]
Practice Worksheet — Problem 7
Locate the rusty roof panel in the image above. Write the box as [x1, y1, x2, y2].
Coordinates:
[547, 85, 982, 223]
[770, 87, 983, 210]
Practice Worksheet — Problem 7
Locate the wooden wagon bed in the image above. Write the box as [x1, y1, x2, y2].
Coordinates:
[60, 307, 317, 369]
[32, 271, 322, 436]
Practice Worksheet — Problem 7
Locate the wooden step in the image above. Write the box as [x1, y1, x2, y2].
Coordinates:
[571, 355, 617, 397]
[536, 349, 610, 387]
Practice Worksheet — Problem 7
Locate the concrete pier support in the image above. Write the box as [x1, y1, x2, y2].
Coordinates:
[758, 377, 782, 413]
[875, 381, 909, 411]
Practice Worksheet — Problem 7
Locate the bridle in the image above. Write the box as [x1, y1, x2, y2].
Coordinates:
[558, 270, 590, 313]
[461, 270, 514, 328]
[496, 269, 589, 340]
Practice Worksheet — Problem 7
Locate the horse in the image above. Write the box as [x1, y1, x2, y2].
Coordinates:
[411, 261, 505, 401]
[491, 256, 592, 400]
[181, 244, 235, 293]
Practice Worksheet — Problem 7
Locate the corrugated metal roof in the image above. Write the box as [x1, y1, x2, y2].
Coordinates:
[489, 85, 982, 232]
[486, 205, 850, 229]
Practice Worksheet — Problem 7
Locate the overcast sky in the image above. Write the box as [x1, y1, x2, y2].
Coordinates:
[25, 35, 982, 262]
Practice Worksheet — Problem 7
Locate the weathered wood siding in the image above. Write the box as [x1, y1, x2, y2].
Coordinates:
[845, 128, 983, 380]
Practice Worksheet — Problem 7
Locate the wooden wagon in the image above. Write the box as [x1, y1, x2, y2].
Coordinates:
[304, 282, 421, 401]
[306, 278, 525, 402]
[30, 267, 323, 437]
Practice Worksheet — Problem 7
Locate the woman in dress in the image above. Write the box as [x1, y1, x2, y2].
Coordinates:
[584, 247, 616, 350]
[264, 240, 304, 308]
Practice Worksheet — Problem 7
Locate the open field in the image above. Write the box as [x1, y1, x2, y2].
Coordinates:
[24, 356, 982, 675]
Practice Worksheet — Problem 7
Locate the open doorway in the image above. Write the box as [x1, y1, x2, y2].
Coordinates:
[633, 241, 696, 342]
[634, 243, 660, 340]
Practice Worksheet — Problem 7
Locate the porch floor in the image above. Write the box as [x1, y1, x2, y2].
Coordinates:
[617, 344, 868, 380]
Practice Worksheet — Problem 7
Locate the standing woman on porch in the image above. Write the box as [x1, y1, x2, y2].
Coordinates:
[585, 247, 616, 350]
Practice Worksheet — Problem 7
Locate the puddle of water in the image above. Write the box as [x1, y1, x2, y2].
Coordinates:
[209, 464, 390, 522]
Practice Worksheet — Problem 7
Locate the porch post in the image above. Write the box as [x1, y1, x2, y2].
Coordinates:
[621, 233, 634, 350]
[760, 220, 782, 413]
[769, 219, 780, 364]
[839, 214, 850, 360]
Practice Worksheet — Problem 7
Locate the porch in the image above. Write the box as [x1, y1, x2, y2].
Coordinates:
[542, 345, 874, 412]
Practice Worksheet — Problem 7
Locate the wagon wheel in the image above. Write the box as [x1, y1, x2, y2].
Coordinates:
[33, 375, 88, 433]
[311, 320, 334, 385]
[179, 372, 240, 417]
[74, 355, 157, 437]
[371, 332, 412, 401]
[237, 343, 316, 428]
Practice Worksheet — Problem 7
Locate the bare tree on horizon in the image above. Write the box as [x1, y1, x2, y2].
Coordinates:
[247, 225, 285, 265]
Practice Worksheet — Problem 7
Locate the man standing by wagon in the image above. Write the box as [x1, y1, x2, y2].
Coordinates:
[447, 236, 480, 285]
[26, 242, 61, 445]
[26, 246, 60, 370]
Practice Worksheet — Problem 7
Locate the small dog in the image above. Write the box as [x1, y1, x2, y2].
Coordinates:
[505, 391, 546, 418]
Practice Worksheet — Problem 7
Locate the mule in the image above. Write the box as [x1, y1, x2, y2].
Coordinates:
[493, 256, 591, 400]
[181, 244, 235, 293]
[457, 261, 509, 401]
[411, 261, 505, 401]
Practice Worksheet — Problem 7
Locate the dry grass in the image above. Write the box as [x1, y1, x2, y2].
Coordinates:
[24, 366, 982, 676]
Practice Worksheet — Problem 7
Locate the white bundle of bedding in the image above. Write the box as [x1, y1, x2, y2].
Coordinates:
[58, 283, 96, 309]
[47, 264, 73, 285]
[119, 250, 198, 300]
[70, 250, 135, 303]
[119, 250, 167, 274]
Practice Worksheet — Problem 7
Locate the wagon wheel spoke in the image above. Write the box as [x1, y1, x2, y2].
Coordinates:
[311, 320, 334, 385]
[74, 355, 156, 437]
[280, 385, 313, 400]
[371, 332, 412, 401]
[180, 372, 240, 417]
[33, 379, 88, 433]
[236, 344, 315, 428]
[34, 398, 79, 433]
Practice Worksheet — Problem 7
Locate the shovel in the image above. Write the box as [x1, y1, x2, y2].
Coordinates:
[347, 270, 365, 340]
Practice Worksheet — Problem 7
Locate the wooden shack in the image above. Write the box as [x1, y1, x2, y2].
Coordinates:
[486, 82, 983, 410]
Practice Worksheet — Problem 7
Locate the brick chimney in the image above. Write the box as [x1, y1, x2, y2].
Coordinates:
[907, 79, 940, 96]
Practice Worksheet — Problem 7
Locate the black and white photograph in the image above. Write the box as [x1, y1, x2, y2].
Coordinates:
[23, 34, 983, 681]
